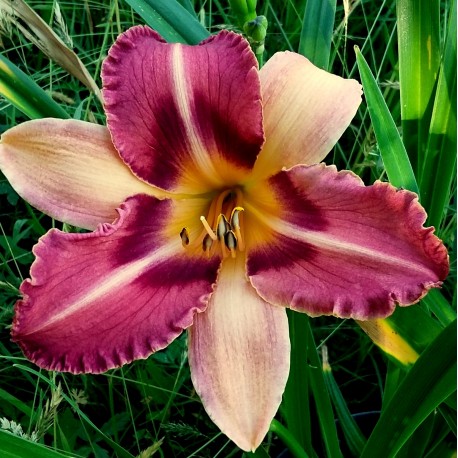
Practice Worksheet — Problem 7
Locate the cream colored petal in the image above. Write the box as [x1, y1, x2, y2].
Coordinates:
[0, 119, 158, 229]
[188, 255, 290, 451]
[251, 52, 362, 180]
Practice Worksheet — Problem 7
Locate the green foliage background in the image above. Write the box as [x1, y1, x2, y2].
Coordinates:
[0, 0, 455, 457]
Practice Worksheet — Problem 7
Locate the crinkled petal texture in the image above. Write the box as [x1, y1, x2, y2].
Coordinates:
[102, 26, 264, 194]
[246, 165, 449, 320]
[188, 256, 290, 452]
[0, 119, 156, 230]
[251, 52, 362, 181]
[12, 195, 220, 373]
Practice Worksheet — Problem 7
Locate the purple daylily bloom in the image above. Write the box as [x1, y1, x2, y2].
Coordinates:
[0, 26, 449, 451]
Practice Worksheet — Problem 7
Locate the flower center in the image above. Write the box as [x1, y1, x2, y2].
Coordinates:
[180, 188, 245, 258]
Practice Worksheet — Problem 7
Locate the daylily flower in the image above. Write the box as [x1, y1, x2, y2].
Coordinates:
[0, 26, 449, 451]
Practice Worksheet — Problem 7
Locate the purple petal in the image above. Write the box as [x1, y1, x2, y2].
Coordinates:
[102, 26, 264, 194]
[13, 195, 220, 373]
[245, 165, 449, 320]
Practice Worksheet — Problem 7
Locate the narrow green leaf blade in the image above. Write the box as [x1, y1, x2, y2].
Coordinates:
[298, 0, 336, 70]
[283, 311, 312, 452]
[0, 387, 33, 417]
[0, 54, 69, 119]
[361, 320, 457, 458]
[421, 289, 457, 327]
[124, 0, 187, 43]
[396, 0, 441, 173]
[355, 46, 419, 193]
[0, 430, 76, 458]
[322, 353, 366, 456]
[419, 0, 457, 228]
[125, 0, 209, 44]
[305, 319, 343, 458]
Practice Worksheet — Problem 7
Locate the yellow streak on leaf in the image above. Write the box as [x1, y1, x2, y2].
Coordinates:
[357, 318, 419, 365]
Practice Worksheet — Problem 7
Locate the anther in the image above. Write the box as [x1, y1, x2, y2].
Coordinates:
[202, 233, 214, 252]
[180, 227, 189, 247]
[200, 216, 217, 240]
[230, 207, 245, 251]
[230, 207, 244, 229]
[224, 230, 238, 258]
[216, 214, 230, 240]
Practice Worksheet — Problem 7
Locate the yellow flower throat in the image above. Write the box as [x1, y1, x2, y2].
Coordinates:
[180, 188, 245, 258]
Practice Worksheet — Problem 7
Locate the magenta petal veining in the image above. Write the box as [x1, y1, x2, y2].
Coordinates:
[102, 26, 264, 194]
[247, 164, 449, 320]
[13, 195, 220, 373]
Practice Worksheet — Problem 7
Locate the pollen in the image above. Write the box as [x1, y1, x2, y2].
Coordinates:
[180, 188, 245, 258]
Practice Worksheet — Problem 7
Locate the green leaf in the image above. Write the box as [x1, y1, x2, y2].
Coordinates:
[419, 0, 457, 228]
[124, 0, 209, 44]
[283, 311, 312, 451]
[0, 54, 69, 119]
[269, 420, 309, 458]
[298, 0, 336, 70]
[0, 388, 33, 417]
[13, 365, 135, 458]
[355, 46, 419, 194]
[421, 289, 457, 327]
[396, 0, 441, 174]
[360, 320, 457, 458]
[305, 318, 342, 458]
[322, 352, 366, 456]
[0, 430, 77, 458]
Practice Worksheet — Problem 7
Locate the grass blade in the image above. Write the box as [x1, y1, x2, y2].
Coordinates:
[125, 0, 209, 44]
[419, 0, 457, 228]
[355, 45, 419, 194]
[360, 320, 457, 457]
[0, 54, 69, 119]
[358, 305, 443, 368]
[298, 0, 336, 70]
[0, 0, 101, 100]
[269, 420, 309, 458]
[421, 289, 457, 327]
[396, 0, 441, 174]
[305, 318, 342, 458]
[0, 430, 76, 458]
[283, 311, 312, 452]
[322, 347, 366, 456]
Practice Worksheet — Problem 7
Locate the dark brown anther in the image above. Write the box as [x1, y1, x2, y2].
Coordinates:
[180, 227, 189, 247]
[203, 233, 214, 252]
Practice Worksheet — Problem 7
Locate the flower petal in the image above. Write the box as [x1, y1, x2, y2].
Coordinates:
[102, 26, 264, 194]
[0, 119, 156, 230]
[188, 255, 290, 451]
[246, 165, 449, 320]
[251, 52, 362, 180]
[12, 195, 220, 373]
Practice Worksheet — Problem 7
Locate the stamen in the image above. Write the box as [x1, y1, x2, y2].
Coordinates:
[216, 214, 229, 240]
[202, 233, 214, 253]
[230, 207, 245, 251]
[180, 227, 189, 247]
[224, 231, 238, 258]
[181, 188, 246, 258]
[200, 216, 218, 240]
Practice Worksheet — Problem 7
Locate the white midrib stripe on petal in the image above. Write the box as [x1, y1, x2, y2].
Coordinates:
[30, 241, 181, 334]
[171, 45, 219, 184]
[255, 211, 435, 277]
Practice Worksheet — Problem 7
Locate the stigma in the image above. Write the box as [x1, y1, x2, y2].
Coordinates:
[180, 189, 245, 258]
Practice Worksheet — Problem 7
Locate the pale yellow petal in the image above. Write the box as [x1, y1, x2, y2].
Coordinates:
[188, 255, 290, 451]
[251, 52, 362, 180]
[0, 119, 158, 229]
